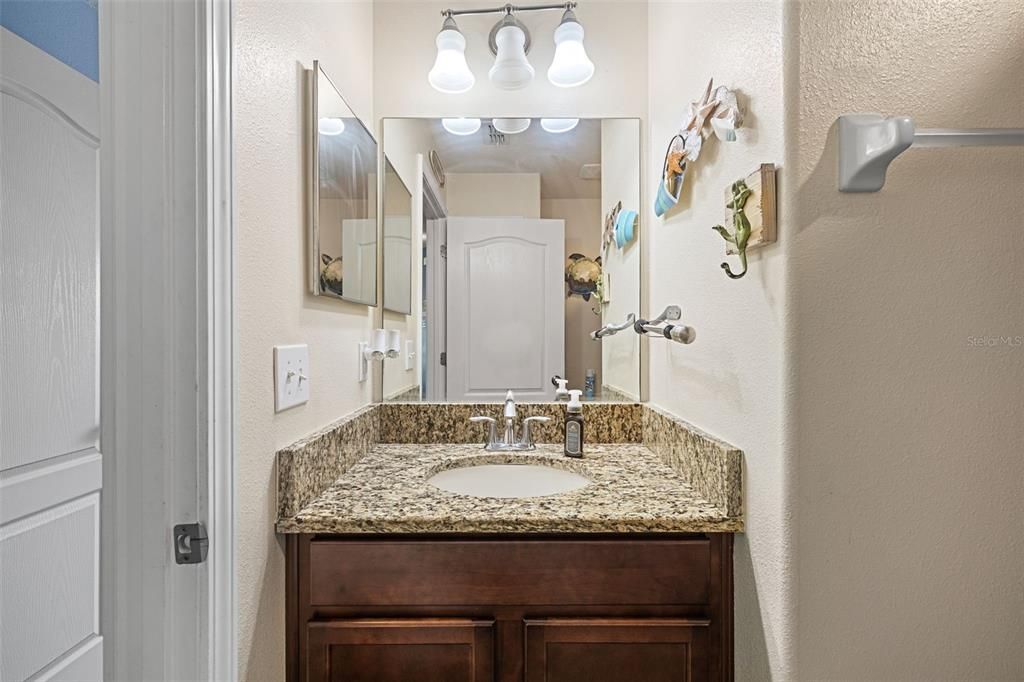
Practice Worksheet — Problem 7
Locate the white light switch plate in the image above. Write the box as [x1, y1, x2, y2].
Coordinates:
[274, 344, 310, 412]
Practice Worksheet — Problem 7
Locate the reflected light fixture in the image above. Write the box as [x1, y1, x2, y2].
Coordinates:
[429, 3, 594, 94]
[540, 118, 579, 133]
[547, 8, 594, 88]
[488, 13, 534, 90]
[428, 14, 475, 94]
[318, 117, 346, 136]
[442, 117, 482, 135]
[492, 118, 532, 134]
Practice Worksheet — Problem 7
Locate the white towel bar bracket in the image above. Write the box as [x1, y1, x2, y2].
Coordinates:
[836, 113, 1024, 192]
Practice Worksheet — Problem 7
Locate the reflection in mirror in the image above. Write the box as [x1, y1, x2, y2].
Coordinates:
[381, 118, 641, 403]
[383, 158, 412, 314]
[308, 61, 377, 305]
[381, 157, 419, 401]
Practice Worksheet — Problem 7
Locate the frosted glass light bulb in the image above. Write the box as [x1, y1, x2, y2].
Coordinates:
[488, 24, 534, 90]
[318, 117, 345, 136]
[442, 118, 482, 135]
[547, 16, 594, 88]
[540, 118, 579, 134]
[492, 118, 531, 134]
[428, 20, 475, 94]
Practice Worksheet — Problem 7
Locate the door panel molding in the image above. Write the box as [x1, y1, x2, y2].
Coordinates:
[0, 39, 100, 472]
[446, 217, 565, 401]
[0, 26, 102, 681]
[0, 28, 98, 136]
[0, 493, 100, 681]
[30, 634, 103, 682]
[0, 448, 102, 525]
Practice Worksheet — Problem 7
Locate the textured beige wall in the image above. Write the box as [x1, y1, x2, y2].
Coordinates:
[791, 1, 1024, 678]
[234, 1, 374, 679]
[646, 2, 791, 678]
[541, 198, 604, 391]
[380, 119, 434, 400]
[445, 173, 541, 218]
[600, 118, 643, 399]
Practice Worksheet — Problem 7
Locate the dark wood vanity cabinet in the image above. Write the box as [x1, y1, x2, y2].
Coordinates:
[287, 534, 733, 682]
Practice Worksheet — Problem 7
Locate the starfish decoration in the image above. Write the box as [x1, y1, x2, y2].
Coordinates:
[666, 151, 686, 179]
[683, 78, 720, 133]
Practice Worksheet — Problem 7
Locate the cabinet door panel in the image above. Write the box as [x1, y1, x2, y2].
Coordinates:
[524, 618, 710, 682]
[307, 619, 494, 682]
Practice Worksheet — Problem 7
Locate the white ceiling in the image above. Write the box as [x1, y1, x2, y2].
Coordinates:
[424, 118, 602, 199]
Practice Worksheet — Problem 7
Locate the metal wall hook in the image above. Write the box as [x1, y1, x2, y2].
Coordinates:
[632, 306, 695, 344]
[712, 179, 752, 280]
[591, 313, 636, 340]
[720, 253, 747, 279]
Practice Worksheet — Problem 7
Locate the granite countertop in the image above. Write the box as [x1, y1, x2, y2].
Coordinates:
[276, 443, 742, 534]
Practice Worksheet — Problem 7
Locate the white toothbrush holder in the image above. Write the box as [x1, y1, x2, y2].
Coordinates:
[386, 330, 401, 359]
[358, 329, 389, 382]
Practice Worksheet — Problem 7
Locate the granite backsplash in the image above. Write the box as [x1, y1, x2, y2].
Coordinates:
[276, 401, 742, 526]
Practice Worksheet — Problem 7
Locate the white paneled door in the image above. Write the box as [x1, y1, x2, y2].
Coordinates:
[0, 28, 103, 681]
[446, 217, 565, 401]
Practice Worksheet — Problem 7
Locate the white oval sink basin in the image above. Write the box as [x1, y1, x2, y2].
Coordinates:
[427, 463, 591, 499]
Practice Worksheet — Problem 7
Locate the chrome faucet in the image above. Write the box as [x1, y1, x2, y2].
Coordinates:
[470, 390, 552, 451]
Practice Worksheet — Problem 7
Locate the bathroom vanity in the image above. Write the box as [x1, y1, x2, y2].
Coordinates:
[277, 405, 743, 682]
[286, 532, 733, 682]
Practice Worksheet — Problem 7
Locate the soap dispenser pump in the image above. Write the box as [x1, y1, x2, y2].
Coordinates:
[564, 389, 584, 458]
[554, 378, 570, 401]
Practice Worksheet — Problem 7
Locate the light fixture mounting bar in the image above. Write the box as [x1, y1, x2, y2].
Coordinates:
[442, 2, 576, 18]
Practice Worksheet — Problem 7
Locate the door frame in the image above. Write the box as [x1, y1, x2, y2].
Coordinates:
[205, 0, 236, 678]
[99, 0, 235, 679]
[424, 217, 447, 402]
[422, 169, 448, 402]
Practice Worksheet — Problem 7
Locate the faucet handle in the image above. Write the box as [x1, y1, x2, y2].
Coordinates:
[520, 416, 553, 449]
[469, 415, 498, 448]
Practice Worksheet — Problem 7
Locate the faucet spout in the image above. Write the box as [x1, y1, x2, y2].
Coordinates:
[503, 390, 516, 419]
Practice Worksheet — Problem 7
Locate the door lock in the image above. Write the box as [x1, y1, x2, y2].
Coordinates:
[173, 522, 209, 564]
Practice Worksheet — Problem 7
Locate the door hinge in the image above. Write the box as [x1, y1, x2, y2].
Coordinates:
[440, 244, 447, 258]
[173, 522, 209, 565]
[440, 351, 447, 366]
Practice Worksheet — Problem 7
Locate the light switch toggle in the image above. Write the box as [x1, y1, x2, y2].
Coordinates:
[275, 344, 310, 411]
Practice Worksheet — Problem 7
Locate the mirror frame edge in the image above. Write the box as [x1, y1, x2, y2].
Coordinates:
[308, 60, 380, 307]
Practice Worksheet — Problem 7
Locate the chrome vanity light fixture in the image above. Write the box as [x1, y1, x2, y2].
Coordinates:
[429, 2, 593, 94]
[428, 14, 476, 94]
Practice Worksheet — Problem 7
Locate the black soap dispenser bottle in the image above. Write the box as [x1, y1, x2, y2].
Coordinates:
[564, 390, 584, 458]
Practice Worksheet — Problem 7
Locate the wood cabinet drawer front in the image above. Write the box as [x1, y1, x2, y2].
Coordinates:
[307, 618, 494, 682]
[524, 617, 710, 682]
[308, 539, 711, 607]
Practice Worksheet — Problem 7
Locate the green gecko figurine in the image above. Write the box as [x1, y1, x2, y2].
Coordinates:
[712, 179, 753, 279]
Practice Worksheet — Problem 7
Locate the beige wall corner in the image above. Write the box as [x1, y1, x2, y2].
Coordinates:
[234, 1, 375, 679]
[791, 1, 1024, 678]
[647, 1, 791, 678]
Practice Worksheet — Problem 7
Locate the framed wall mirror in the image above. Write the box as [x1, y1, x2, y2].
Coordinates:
[307, 60, 378, 306]
[380, 117, 642, 403]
